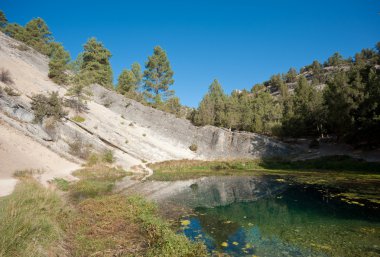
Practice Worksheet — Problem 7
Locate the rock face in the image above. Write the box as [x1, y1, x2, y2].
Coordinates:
[0, 30, 296, 181]
[91, 85, 295, 160]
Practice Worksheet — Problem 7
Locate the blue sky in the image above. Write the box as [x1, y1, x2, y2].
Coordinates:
[2, 0, 380, 107]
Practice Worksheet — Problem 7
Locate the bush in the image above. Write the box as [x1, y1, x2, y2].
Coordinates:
[68, 137, 91, 159]
[31, 92, 67, 123]
[102, 149, 115, 163]
[189, 143, 198, 152]
[4, 86, 20, 96]
[0, 69, 14, 85]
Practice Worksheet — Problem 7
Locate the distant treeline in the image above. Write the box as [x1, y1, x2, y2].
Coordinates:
[1, 10, 379, 147]
[189, 45, 380, 147]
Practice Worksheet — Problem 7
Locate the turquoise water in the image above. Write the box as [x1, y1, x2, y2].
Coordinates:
[179, 179, 380, 257]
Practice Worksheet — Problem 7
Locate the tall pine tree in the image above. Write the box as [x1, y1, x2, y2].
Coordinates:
[80, 37, 113, 88]
[143, 46, 174, 104]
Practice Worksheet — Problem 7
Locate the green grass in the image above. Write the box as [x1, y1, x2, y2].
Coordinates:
[0, 179, 67, 257]
[52, 178, 70, 191]
[70, 165, 127, 201]
[71, 115, 85, 123]
[149, 156, 380, 181]
[65, 164, 207, 256]
[0, 164, 208, 257]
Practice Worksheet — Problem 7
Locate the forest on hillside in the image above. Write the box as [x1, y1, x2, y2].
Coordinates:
[1, 9, 379, 147]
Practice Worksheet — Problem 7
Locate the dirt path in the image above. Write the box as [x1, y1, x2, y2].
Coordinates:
[0, 121, 80, 196]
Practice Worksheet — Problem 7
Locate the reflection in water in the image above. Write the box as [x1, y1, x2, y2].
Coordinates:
[177, 177, 380, 257]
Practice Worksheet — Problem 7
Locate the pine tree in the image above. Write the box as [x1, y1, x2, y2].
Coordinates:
[66, 78, 92, 114]
[24, 18, 53, 56]
[117, 69, 137, 94]
[143, 46, 174, 103]
[4, 23, 27, 42]
[48, 42, 70, 85]
[80, 37, 113, 88]
[285, 68, 298, 83]
[0, 10, 8, 29]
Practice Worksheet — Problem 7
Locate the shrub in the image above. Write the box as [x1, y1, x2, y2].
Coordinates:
[68, 137, 91, 160]
[4, 86, 20, 96]
[102, 150, 115, 163]
[31, 92, 67, 123]
[0, 69, 14, 85]
[189, 143, 198, 152]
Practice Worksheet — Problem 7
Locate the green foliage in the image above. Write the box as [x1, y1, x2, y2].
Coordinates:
[143, 46, 174, 104]
[0, 10, 8, 28]
[4, 23, 27, 42]
[31, 91, 67, 123]
[285, 67, 298, 83]
[67, 53, 84, 74]
[192, 80, 281, 134]
[53, 178, 70, 191]
[23, 18, 53, 56]
[48, 42, 70, 85]
[102, 149, 115, 163]
[66, 77, 92, 114]
[80, 37, 113, 88]
[324, 52, 346, 67]
[0, 179, 66, 257]
[281, 76, 325, 137]
[193, 79, 227, 127]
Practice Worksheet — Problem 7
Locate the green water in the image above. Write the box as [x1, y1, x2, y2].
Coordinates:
[179, 179, 380, 257]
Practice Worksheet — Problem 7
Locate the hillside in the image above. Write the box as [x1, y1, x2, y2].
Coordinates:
[0, 32, 293, 196]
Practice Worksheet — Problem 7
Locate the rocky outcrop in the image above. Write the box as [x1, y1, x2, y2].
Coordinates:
[91, 85, 296, 160]
[0, 30, 297, 178]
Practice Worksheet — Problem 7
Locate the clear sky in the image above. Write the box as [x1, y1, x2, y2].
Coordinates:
[2, 0, 380, 107]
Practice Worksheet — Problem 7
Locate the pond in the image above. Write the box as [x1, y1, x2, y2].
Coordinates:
[171, 175, 380, 257]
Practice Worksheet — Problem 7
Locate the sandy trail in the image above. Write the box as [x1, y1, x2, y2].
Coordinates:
[0, 121, 80, 196]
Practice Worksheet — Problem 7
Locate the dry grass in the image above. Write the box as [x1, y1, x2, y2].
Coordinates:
[0, 178, 68, 257]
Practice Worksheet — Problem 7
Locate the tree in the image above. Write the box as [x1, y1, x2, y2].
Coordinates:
[0, 10, 8, 29]
[31, 92, 67, 123]
[324, 72, 360, 140]
[269, 74, 285, 91]
[66, 78, 92, 114]
[117, 69, 136, 95]
[4, 23, 27, 42]
[285, 68, 298, 83]
[324, 52, 345, 67]
[68, 53, 84, 74]
[192, 80, 227, 127]
[163, 97, 182, 116]
[48, 42, 70, 85]
[117, 62, 142, 96]
[131, 62, 142, 87]
[24, 18, 53, 56]
[80, 37, 113, 88]
[143, 46, 174, 104]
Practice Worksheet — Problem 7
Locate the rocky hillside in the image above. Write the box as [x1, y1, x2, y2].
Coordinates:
[0, 32, 296, 195]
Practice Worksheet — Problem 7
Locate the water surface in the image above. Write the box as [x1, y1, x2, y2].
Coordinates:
[176, 176, 380, 257]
